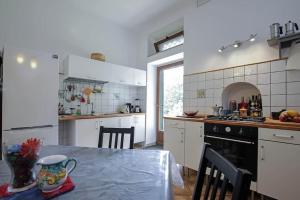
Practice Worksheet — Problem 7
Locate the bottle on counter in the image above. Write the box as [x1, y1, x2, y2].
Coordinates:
[247, 97, 252, 116]
[76, 105, 81, 116]
[238, 96, 247, 109]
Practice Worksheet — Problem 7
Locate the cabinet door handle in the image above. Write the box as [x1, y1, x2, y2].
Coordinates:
[273, 134, 294, 139]
[260, 145, 265, 161]
[95, 121, 99, 130]
[180, 131, 184, 143]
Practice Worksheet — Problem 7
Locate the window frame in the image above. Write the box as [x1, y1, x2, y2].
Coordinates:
[154, 31, 184, 53]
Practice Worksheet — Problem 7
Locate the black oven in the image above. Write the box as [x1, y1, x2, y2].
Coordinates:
[204, 123, 258, 181]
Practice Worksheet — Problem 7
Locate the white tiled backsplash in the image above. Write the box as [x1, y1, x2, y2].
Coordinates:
[183, 59, 300, 117]
[59, 80, 146, 114]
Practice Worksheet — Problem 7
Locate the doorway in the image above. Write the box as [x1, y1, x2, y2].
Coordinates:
[156, 61, 184, 144]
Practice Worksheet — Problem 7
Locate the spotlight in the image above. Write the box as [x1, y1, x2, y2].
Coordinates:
[249, 34, 257, 42]
[233, 41, 241, 48]
[218, 46, 225, 53]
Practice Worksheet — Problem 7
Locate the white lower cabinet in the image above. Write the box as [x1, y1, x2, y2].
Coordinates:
[164, 120, 185, 165]
[67, 115, 146, 148]
[164, 119, 204, 168]
[257, 128, 300, 200]
[184, 121, 204, 170]
[75, 118, 100, 148]
[132, 115, 146, 143]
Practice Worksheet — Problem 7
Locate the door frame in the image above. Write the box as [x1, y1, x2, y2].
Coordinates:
[156, 60, 184, 145]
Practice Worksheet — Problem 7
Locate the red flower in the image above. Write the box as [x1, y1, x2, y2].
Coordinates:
[20, 138, 41, 159]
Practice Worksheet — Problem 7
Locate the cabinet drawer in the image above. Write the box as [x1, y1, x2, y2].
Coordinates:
[259, 128, 300, 145]
[164, 119, 184, 129]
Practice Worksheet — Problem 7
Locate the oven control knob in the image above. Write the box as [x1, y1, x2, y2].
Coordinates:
[225, 127, 231, 133]
[239, 128, 243, 135]
[213, 126, 217, 132]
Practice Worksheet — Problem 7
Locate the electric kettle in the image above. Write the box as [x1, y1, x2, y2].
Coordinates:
[270, 23, 283, 39]
[285, 21, 299, 36]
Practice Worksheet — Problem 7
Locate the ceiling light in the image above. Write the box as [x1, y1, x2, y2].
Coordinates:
[30, 60, 37, 69]
[233, 41, 241, 48]
[218, 46, 225, 53]
[217, 33, 257, 52]
[249, 34, 257, 42]
[17, 56, 24, 64]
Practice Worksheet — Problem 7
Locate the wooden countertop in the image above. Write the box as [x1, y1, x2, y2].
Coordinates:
[164, 116, 300, 131]
[59, 113, 145, 121]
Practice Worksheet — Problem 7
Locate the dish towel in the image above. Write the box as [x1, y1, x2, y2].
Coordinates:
[0, 176, 75, 200]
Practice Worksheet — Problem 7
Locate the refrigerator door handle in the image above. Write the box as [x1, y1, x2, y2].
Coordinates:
[8, 125, 54, 131]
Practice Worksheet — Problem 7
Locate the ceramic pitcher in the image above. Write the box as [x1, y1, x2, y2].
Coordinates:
[36, 155, 77, 192]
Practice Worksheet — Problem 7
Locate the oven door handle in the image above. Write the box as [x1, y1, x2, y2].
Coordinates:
[205, 135, 255, 144]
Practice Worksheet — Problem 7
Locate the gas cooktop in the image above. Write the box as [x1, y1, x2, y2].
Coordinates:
[206, 115, 266, 122]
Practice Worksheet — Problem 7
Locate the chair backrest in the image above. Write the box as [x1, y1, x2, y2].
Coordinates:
[192, 144, 252, 200]
[98, 126, 135, 149]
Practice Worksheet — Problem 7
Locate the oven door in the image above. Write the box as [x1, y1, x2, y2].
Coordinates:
[204, 135, 257, 181]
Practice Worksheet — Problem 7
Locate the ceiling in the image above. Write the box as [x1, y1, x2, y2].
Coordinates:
[67, 0, 194, 28]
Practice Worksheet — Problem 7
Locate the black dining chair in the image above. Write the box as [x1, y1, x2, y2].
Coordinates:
[192, 144, 252, 200]
[98, 126, 135, 149]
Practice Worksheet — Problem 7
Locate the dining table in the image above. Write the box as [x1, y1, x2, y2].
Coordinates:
[0, 145, 183, 200]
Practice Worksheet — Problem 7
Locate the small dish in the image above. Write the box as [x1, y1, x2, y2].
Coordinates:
[184, 111, 198, 117]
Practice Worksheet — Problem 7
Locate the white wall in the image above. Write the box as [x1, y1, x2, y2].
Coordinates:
[145, 63, 157, 145]
[135, 2, 191, 69]
[0, 0, 138, 69]
[184, 0, 300, 74]
[136, 0, 300, 74]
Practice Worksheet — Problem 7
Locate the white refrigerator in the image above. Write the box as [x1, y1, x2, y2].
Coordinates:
[1, 46, 59, 149]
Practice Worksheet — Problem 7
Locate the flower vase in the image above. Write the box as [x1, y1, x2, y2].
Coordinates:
[3, 139, 41, 193]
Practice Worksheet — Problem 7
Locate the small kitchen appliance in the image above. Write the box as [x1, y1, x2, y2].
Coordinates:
[270, 23, 283, 39]
[133, 99, 142, 113]
[285, 20, 299, 36]
[125, 103, 133, 113]
[211, 105, 223, 116]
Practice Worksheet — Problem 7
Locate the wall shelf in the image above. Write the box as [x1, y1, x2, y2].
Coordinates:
[267, 32, 300, 58]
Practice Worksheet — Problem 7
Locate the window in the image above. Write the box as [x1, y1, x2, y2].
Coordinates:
[154, 31, 184, 53]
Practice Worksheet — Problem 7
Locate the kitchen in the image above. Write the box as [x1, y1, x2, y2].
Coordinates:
[1, 0, 300, 200]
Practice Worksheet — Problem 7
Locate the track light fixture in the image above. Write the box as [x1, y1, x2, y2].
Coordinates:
[218, 33, 257, 53]
[233, 41, 241, 48]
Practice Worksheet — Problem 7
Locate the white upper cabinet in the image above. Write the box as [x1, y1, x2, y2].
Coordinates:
[110, 64, 134, 85]
[63, 55, 146, 86]
[64, 55, 112, 82]
[133, 68, 147, 86]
